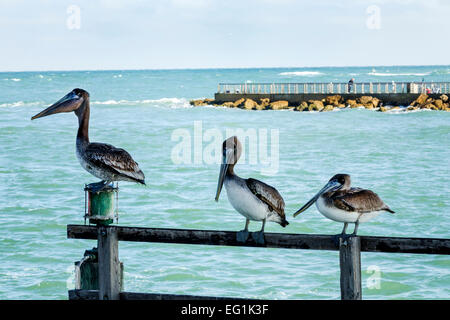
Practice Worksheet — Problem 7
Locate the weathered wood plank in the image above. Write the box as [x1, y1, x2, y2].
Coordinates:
[68, 289, 99, 300]
[67, 225, 450, 255]
[339, 237, 362, 300]
[97, 226, 120, 300]
[68, 290, 246, 300]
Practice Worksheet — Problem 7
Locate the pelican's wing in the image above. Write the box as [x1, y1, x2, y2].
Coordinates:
[334, 188, 394, 213]
[246, 178, 286, 217]
[86, 142, 145, 183]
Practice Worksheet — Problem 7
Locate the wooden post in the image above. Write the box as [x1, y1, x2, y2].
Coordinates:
[98, 226, 120, 300]
[339, 236, 362, 300]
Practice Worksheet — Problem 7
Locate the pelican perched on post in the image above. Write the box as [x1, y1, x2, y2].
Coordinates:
[215, 136, 289, 245]
[31, 88, 145, 191]
[293, 174, 394, 238]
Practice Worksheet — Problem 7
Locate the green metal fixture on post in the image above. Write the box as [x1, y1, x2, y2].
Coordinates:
[84, 183, 119, 225]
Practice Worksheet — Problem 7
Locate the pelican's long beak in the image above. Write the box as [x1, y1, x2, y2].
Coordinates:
[31, 91, 82, 120]
[215, 149, 233, 202]
[293, 180, 342, 217]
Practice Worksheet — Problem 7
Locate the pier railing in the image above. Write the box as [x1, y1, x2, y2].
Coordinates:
[67, 224, 450, 300]
[217, 82, 450, 95]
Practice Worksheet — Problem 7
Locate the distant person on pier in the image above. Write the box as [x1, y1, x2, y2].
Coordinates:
[348, 78, 354, 93]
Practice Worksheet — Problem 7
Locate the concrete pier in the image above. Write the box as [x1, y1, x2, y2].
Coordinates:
[214, 92, 444, 106]
[215, 81, 449, 106]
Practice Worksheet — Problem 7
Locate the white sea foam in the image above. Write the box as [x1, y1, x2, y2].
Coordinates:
[3, 78, 22, 82]
[279, 71, 323, 76]
[0, 98, 191, 109]
[368, 72, 430, 77]
[0, 101, 41, 108]
[91, 97, 191, 108]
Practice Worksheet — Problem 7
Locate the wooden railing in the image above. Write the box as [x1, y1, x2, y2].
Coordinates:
[67, 224, 450, 300]
[217, 82, 450, 95]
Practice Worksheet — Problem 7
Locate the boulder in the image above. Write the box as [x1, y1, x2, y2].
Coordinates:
[296, 102, 309, 112]
[414, 93, 428, 106]
[243, 98, 258, 110]
[269, 100, 289, 110]
[406, 106, 418, 111]
[357, 96, 379, 109]
[321, 105, 335, 112]
[378, 106, 388, 112]
[299, 101, 308, 108]
[222, 102, 235, 108]
[433, 99, 444, 110]
[233, 98, 245, 108]
[325, 95, 342, 106]
[371, 97, 380, 108]
[308, 103, 323, 111]
[307, 100, 324, 110]
[420, 103, 433, 109]
[357, 96, 374, 105]
[346, 99, 357, 107]
[190, 99, 208, 106]
[440, 94, 448, 102]
[336, 103, 346, 108]
[258, 98, 270, 110]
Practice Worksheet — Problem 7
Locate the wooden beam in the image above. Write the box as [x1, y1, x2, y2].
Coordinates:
[339, 237, 362, 300]
[67, 225, 450, 255]
[97, 226, 120, 300]
[68, 289, 245, 300]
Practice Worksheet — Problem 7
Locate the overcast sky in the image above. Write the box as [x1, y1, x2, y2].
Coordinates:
[0, 0, 449, 71]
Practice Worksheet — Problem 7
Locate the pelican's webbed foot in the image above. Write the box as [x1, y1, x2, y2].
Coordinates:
[236, 230, 250, 243]
[333, 223, 349, 246]
[87, 181, 112, 193]
[251, 231, 265, 245]
[236, 219, 250, 243]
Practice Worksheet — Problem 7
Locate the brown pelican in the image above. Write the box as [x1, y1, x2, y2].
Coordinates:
[215, 136, 289, 244]
[293, 174, 394, 237]
[31, 88, 145, 192]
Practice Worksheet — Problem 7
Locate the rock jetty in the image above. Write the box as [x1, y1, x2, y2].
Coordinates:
[190, 94, 450, 112]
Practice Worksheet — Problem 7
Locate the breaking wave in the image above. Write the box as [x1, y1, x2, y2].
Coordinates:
[0, 101, 42, 108]
[368, 72, 431, 77]
[279, 71, 323, 76]
[91, 97, 191, 108]
[3, 78, 21, 82]
[0, 98, 191, 109]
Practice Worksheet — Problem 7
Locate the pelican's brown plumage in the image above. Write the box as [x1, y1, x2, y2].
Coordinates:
[246, 178, 287, 219]
[31, 88, 145, 191]
[293, 174, 394, 236]
[215, 136, 288, 244]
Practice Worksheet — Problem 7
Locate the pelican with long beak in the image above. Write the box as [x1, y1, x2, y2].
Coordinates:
[31, 88, 145, 191]
[293, 174, 394, 237]
[215, 136, 289, 244]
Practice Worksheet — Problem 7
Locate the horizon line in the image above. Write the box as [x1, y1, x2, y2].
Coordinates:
[1, 64, 449, 73]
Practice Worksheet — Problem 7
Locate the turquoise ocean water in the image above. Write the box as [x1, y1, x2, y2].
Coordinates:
[0, 66, 449, 299]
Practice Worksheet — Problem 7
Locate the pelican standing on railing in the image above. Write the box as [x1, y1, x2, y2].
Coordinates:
[31, 88, 145, 192]
[293, 174, 394, 238]
[215, 136, 289, 245]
